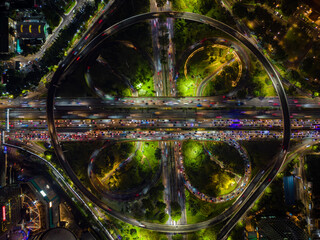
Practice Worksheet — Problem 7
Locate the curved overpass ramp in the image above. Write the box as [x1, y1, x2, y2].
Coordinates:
[47, 11, 290, 233]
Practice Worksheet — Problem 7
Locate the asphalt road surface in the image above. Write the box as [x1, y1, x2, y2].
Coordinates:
[44, 11, 290, 233]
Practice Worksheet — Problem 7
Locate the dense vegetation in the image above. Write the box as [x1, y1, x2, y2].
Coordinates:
[185, 189, 235, 224]
[205, 141, 244, 175]
[103, 142, 161, 192]
[240, 140, 281, 174]
[93, 28, 154, 97]
[182, 140, 239, 197]
[232, 1, 319, 96]
[63, 141, 104, 189]
[93, 142, 135, 178]
[129, 181, 169, 224]
[172, 0, 235, 27]
[171, 201, 182, 221]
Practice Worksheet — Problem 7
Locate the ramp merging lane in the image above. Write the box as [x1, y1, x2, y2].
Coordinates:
[47, 11, 290, 233]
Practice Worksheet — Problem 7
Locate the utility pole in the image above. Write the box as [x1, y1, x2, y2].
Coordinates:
[6, 109, 10, 132]
[1, 108, 9, 187]
[0, 131, 7, 187]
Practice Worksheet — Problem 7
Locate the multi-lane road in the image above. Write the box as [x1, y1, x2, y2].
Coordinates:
[2, 95, 319, 109]
[44, 10, 293, 234]
[1, 96, 319, 122]
[0, 8, 299, 239]
[217, 138, 315, 239]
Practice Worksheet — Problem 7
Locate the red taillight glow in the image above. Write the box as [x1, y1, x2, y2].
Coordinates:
[2, 206, 6, 221]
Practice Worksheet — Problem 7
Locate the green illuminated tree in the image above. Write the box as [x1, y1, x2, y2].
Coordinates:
[156, 0, 166, 7]
[172, 234, 183, 240]
[158, 212, 169, 223]
[232, 2, 248, 19]
[171, 201, 182, 222]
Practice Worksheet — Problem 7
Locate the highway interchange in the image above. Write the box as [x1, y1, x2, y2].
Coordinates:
[41, 10, 292, 238]
[1, 4, 316, 240]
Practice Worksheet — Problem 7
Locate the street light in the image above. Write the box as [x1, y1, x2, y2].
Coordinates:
[40, 190, 46, 197]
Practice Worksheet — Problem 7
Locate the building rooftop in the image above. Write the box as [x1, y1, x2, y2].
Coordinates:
[258, 217, 308, 240]
[0, 17, 9, 53]
[32, 227, 77, 240]
[42, 228, 77, 240]
[283, 175, 296, 205]
[17, 21, 46, 39]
